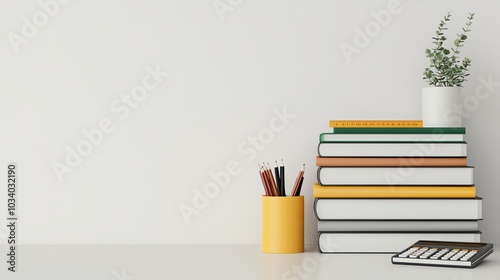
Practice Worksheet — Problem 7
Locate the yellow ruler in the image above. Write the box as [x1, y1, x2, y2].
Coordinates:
[329, 120, 423, 128]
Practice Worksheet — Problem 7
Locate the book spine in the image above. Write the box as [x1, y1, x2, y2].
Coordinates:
[331, 127, 466, 134]
[318, 232, 482, 253]
[317, 166, 474, 186]
[319, 133, 465, 143]
[317, 142, 467, 157]
[317, 220, 479, 232]
[329, 120, 423, 128]
[313, 183, 476, 198]
[315, 156, 467, 167]
[315, 197, 483, 220]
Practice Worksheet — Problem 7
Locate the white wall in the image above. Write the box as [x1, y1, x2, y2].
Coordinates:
[0, 0, 499, 245]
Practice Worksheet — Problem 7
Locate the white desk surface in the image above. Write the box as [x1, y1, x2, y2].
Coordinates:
[0, 245, 498, 279]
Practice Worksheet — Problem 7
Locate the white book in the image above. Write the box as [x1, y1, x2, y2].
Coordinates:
[319, 232, 481, 253]
[317, 220, 480, 232]
[317, 167, 474, 185]
[320, 133, 465, 142]
[317, 142, 467, 157]
[314, 198, 482, 220]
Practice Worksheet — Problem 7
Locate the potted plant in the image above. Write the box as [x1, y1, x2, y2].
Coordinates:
[422, 12, 475, 127]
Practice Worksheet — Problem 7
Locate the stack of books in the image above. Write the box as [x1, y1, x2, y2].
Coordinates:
[313, 120, 482, 253]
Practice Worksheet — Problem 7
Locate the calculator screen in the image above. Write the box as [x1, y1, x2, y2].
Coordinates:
[419, 240, 488, 248]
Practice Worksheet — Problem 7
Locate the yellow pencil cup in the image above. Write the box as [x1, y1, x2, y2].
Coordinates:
[261, 195, 304, 254]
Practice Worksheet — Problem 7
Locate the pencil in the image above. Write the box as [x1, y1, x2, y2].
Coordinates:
[274, 161, 281, 196]
[265, 163, 278, 196]
[259, 165, 270, 196]
[291, 164, 304, 196]
[295, 176, 304, 196]
[280, 159, 285, 196]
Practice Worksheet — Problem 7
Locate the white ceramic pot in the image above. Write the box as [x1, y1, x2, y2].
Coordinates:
[422, 87, 462, 127]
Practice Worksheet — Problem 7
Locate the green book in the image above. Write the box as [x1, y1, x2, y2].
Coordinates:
[330, 127, 466, 134]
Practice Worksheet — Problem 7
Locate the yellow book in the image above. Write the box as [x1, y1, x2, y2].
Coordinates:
[329, 120, 423, 128]
[313, 183, 475, 198]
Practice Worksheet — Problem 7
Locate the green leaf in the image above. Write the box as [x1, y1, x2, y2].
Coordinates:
[424, 11, 474, 87]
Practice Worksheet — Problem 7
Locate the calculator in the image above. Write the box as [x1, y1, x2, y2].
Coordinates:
[392, 240, 493, 268]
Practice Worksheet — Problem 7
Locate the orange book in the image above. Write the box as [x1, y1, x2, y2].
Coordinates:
[313, 183, 475, 198]
[316, 156, 467, 167]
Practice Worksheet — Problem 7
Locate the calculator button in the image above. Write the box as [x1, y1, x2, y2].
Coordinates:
[410, 247, 428, 258]
[419, 248, 438, 259]
[461, 250, 477, 261]
[441, 249, 460, 260]
[430, 248, 449, 259]
[399, 247, 418, 258]
[439, 248, 450, 254]
[399, 247, 419, 258]
[450, 250, 468, 261]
